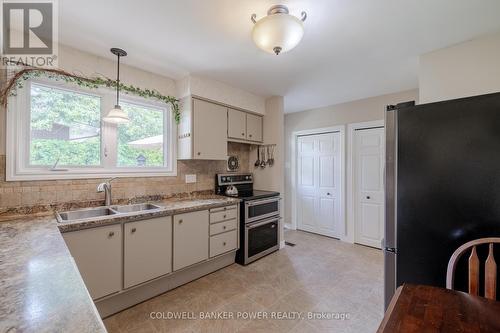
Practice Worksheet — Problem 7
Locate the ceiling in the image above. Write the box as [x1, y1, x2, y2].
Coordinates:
[59, 0, 500, 113]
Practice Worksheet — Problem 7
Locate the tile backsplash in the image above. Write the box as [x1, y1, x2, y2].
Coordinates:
[0, 142, 250, 213]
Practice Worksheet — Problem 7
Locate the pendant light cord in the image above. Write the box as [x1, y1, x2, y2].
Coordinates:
[116, 54, 120, 105]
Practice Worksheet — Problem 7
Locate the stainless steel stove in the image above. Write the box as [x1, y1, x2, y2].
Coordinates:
[216, 173, 281, 265]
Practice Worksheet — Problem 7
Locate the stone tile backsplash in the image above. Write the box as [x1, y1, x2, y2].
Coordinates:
[0, 142, 250, 212]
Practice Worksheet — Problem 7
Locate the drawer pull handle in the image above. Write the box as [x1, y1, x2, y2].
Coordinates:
[223, 242, 226, 246]
[179, 219, 183, 224]
[131, 228, 136, 233]
[108, 231, 115, 237]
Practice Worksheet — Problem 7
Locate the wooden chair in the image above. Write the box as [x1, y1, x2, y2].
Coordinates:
[446, 237, 499, 300]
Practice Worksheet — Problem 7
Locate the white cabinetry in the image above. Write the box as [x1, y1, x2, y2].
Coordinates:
[246, 113, 263, 142]
[63, 224, 122, 300]
[123, 216, 172, 288]
[173, 210, 209, 271]
[227, 108, 247, 140]
[178, 97, 228, 160]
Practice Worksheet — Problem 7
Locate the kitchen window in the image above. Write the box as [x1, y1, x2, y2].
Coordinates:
[6, 79, 176, 180]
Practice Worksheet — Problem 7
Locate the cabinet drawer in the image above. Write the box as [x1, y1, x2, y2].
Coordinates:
[210, 230, 238, 257]
[210, 205, 237, 213]
[210, 208, 237, 224]
[210, 219, 237, 236]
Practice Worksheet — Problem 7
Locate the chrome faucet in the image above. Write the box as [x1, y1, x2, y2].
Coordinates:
[97, 177, 117, 206]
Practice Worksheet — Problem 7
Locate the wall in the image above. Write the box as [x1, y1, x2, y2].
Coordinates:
[0, 45, 251, 212]
[283, 89, 418, 226]
[419, 31, 500, 103]
[251, 96, 285, 245]
[176, 75, 266, 115]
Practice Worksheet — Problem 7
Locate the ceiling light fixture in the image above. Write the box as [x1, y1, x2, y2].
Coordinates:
[103, 48, 130, 124]
[251, 5, 307, 55]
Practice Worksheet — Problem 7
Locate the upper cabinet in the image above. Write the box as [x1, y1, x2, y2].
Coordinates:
[246, 113, 263, 142]
[178, 97, 228, 160]
[228, 108, 247, 140]
[178, 96, 264, 160]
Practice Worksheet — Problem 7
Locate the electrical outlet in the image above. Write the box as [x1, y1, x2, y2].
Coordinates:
[185, 174, 197, 183]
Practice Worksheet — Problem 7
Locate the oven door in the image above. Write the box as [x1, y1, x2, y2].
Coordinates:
[245, 196, 281, 223]
[244, 216, 280, 265]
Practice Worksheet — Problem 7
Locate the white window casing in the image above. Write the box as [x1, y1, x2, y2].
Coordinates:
[6, 78, 177, 181]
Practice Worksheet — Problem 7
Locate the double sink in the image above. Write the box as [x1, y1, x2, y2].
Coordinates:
[56, 203, 162, 223]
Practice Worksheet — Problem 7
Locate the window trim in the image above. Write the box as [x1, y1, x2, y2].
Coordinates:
[6, 78, 177, 181]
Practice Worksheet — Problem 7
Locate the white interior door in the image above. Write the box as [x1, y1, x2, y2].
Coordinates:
[354, 127, 385, 248]
[297, 132, 342, 238]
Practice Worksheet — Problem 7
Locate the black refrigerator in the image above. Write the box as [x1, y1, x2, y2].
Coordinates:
[384, 92, 500, 308]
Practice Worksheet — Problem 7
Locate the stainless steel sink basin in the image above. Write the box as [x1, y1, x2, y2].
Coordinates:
[56, 203, 162, 223]
[111, 203, 161, 213]
[56, 207, 118, 223]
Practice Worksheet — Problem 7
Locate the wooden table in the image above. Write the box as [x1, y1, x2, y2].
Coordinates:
[377, 284, 500, 333]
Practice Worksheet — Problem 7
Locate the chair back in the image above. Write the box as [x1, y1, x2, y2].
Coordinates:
[446, 237, 499, 300]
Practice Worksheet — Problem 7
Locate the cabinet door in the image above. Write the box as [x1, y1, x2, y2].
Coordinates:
[193, 99, 228, 160]
[124, 216, 172, 289]
[246, 114, 263, 142]
[173, 210, 209, 271]
[228, 108, 246, 140]
[63, 224, 122, 300]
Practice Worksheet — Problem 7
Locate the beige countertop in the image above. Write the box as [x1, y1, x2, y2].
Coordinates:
[0, 196, 239, 333]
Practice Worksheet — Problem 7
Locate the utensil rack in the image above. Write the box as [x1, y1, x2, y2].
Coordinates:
[252, 144, 276, 169]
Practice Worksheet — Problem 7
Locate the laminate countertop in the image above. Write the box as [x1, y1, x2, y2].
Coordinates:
[0, 196, 240, 333]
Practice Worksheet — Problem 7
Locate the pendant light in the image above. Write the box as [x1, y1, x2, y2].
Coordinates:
[251, 5, 307, 55]
[103, 48, 130, 124]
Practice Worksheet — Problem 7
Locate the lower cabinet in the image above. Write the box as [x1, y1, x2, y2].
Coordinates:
[210, 230, 238, 257]
[173, 210, 209, 271]
[124, 216, 172, 289]
[63, 224, 122, 300]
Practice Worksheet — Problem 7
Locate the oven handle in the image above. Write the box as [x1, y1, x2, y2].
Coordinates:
[246, 216, 282, 229]
[245, 197, 281, 207]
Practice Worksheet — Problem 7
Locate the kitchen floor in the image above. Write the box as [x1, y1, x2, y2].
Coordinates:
[103, 230, 383, 333]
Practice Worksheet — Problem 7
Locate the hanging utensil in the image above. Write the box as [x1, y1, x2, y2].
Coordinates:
[254, 146, 261, 167]
[267, 146, 272, 165]
[260, 146, 267, 168]
[268, 146, 275, 166]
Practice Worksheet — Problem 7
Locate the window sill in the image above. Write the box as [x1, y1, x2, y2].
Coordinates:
[5, 168, 178, 181]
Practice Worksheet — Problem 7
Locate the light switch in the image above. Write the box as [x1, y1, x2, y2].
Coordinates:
[185, 174, 197, 183]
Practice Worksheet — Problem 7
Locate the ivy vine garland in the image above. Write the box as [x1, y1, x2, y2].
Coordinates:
[0, 67, 181, 124]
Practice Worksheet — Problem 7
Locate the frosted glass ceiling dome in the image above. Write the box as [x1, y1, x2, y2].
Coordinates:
[251, 5, 307, 55]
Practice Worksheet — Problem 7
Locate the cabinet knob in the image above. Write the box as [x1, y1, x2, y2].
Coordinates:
[131, 228, 136, 233]
[108, 231, 115, 237]
[224, 207, 227, 211]
[241, 133, 245, 136]
[223, 226, 227, 230]
[327, 192, 331, 196]
[179, 219, 183, 224]
[223, 242, 227, 246]
[223, 214, 227, 218]
[197, 152, 201, 156]
[366, 196, 371, 199]
[249, 134, 252, 138]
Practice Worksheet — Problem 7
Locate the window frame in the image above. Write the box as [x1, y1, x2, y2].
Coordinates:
[6, 78, 177, 181]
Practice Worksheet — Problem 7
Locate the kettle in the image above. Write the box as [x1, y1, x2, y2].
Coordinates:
[225, 185, 238, 197]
